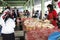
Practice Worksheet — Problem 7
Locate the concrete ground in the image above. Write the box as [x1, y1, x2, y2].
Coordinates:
[0, 31, 25, 40]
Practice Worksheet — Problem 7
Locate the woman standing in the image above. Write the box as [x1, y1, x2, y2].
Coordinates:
[47, 4, 58, 27]
[0, 7, 15, 40]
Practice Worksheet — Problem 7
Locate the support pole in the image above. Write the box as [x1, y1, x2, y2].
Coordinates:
[32, 0, 34, 17]
[2, 2, 5, 11]
[41, 0, 45, 19]
[30, 0, 33, 17]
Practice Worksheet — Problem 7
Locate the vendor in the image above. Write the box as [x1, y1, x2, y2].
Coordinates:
[47, 4, 58, 27]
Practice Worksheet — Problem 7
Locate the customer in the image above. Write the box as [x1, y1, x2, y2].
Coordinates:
[33, 10, 39, 18]
[47, 4, 58, 27]
[26, 10, 30, 18]
[44, 14, 48, 19]
[0, 7, 15, 40]
[14, 7, 17, 18]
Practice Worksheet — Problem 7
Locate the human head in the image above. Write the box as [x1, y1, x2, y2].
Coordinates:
[4, 13, 13, 22]
[45, 14, 47, 16]
[5, 6, 10, 10]
[47, 4, 54, 12]
[26, 10, 28, 12]
[26, 10, 29, 13]
[14, 7, 17, 9]
[36, 10, 39, 12]
[54, 0, 58, 2]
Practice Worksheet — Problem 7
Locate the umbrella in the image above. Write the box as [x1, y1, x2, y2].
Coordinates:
[48, 31, 60, 40]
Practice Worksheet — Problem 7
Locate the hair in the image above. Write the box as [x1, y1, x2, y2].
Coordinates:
[45, 14, 47, 16]
[5, 6, 10, 10]
[26, 10, 29, 13]
[36, 10, 39, 12]
[26, 10, 28, 12]
[47, 4, 54, 12]
[54, 0, 58, 2]
[14, 7, 16, 9]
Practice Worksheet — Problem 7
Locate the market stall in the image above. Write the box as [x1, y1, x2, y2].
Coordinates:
[23, 18, 60, 40]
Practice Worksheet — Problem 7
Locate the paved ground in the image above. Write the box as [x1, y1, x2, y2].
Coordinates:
[0, 31, 25, 40]
[0, 37, 2, 40]
[0, 37, 20, 40]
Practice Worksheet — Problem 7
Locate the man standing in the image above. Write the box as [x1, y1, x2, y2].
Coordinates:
[0, 6, 15, 40]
